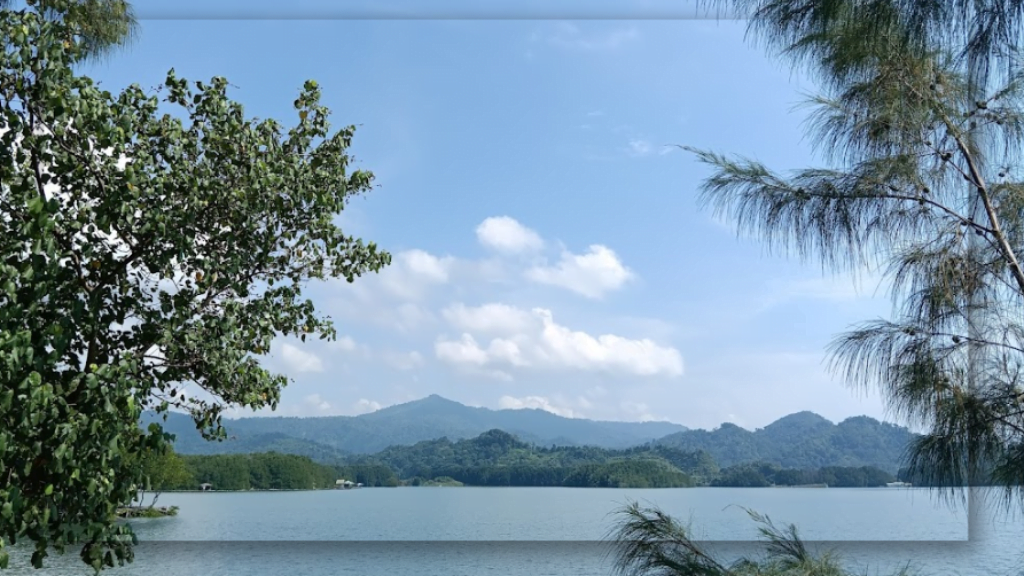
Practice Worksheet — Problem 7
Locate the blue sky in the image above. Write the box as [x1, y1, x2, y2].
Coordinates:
[81, 1, 896, 430]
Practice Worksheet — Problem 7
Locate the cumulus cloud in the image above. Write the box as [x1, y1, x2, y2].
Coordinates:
[336, 336, 359, 352]
[435, 305, 683, 377]
[435, 334, 528, 367]
[441, 302, 536, 336]
[303, 393, 332, 412]
[379, 249, 454, 300]
[476, 216, 544, 254]
[334, 335, 373, 357]
[499, 395, 577, 418]
[402, 249, 452, 282]
[526, 245, 634, 298]
[278, 343, 324, 373]
[534, 309, 683, 376]
[351, 398, 383, 415]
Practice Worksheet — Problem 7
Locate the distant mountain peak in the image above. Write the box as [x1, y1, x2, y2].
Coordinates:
[764, 411, 833, 428]
[412, 394, 463, 406]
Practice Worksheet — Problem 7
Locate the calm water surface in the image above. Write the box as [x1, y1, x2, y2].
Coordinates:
[8, 488, 1023, 575]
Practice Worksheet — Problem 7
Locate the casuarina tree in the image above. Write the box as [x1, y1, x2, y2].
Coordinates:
[0, 0, 137, 59]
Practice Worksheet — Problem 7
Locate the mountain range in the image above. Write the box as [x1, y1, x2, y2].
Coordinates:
[148, 395, 917, 472]
[146, 394, 688, 456]
[655, 411, 914, 471]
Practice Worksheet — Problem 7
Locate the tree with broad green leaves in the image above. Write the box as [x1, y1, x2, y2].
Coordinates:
[0, 2, 390, 571]
[135, 445, 192, 508]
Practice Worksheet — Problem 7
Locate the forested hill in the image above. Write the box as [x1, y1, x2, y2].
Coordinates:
[344, 429, 720, 486]
[145, 394, 687, 455]
[146, 399, 916, 473]
[358, 429, 705, 487]
[147, 429, 900, 490]
[654, 412, 916, 473]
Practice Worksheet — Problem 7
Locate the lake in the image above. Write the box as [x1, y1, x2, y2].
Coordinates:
[7, 487, 1023, 575]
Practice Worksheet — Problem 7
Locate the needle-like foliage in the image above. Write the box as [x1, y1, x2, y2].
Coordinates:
[687, 21, 1024, 511]
[0, 0, 137, 60]
[708, 0, 1024, 89]
[607, 501, 914, 576]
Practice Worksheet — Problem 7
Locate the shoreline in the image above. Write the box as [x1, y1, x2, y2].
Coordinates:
[150, 485, 918, 493]
[116, 506, 179, 518]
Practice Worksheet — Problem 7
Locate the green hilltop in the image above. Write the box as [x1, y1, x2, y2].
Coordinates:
[145, 395, 917, 474]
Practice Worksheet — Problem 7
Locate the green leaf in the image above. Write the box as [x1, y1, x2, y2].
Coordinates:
[0, 6, 390, 571]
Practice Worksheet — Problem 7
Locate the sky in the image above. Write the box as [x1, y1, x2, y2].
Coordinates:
[78, 0, 899, 430]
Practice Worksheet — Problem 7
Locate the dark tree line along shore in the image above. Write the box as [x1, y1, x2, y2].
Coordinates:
[141, 429, 919, 491]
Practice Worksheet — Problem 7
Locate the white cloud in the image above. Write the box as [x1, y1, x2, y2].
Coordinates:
[351, 398, 382, 415]
[526, 245, 634, 298]
[435, 305, 683, 378]
[435, 334, 488, 366]
[402, 249, 451, 283]
[278, 343, 324, 373]
[499, 395, 577, 418]
[627, 139, 653, 156]
[441, 302, 536, 335]
[435, 334, 527, 367]
[379, 249, 454, 300]
[303, 393, 332, 413]
[335, 335, 373, 358]
[534, 309, 683, 376]
[476, 216, 545, 254]
[336, 336, 359, 352]
[625, 139, 674, 157]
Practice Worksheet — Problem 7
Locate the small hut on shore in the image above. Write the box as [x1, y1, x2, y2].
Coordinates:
[199, 483, 213, 491]
[335, 479, 355, 490]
